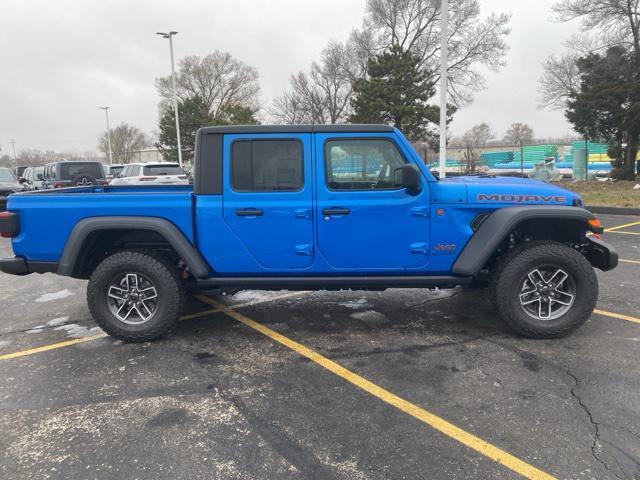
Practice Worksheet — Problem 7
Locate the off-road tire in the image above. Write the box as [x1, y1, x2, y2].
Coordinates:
[87, 251, 184, 342]
[490, 241, 598, 338]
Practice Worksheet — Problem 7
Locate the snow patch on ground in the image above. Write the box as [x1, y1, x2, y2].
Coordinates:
[35, 289, 74, 303]
[26, 327, 45, 333]
[350, 310, 388, 324]
[231, 290, 281, 303]
[0, 340, 11, 349]
[46, 316, 69, 327]
[54, 323, 104, 339]
[339, 298, 371, 309]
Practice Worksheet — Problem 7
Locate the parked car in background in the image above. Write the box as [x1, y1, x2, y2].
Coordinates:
[0, 168, 25, 211]
[104, 164, 125, 182]
[109, 162, 188, 186]
[14, 166, 27, 180]
[42, 161, 107, 189]
[21, 166, 45, 190]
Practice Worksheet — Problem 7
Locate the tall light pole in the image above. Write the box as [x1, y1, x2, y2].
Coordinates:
[10, 139, 17, 161]
[99, 106, 113, 165]
[156, 31, 183, 167]
[438, 0, 448, 179]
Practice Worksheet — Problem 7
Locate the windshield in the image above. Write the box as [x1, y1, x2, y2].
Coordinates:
[0, 169, 17, 182]
[33, 166, 45, 180]
[143, 165, 184, 176]
[59, 162, 104, 180]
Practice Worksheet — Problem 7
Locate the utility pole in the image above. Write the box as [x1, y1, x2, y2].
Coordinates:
[520, 141, 524, 177]
[438, 0, 448, 179]
[156, 31, 183, 167]
[99, 106, 113, 165]
[10, 139, 17, 161]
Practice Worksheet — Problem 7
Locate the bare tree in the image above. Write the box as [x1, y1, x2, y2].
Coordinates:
[364, 0, 511, 105]
[156, 51, 260, 119]
[503, 123, 534, 145]
[270, 31, 373, 124]
[537, 53, 580, 109]
[452, 123, 495, 174]
[553, 0, 640, 65]
[97, 123, 148, 164]
[539, 0, 640, 110]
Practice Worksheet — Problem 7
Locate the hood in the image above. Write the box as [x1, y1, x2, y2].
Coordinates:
[444, 175, 581, 207]
[0, 181, 23, 192]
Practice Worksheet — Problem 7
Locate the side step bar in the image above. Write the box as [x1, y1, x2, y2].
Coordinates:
[195, 275, 472, 291]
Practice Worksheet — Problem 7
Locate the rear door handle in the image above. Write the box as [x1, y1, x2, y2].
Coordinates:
[236, 208, 264, 217]
[322, 207, 350, 216]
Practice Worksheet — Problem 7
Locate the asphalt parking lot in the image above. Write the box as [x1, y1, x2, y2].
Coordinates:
[0, 213, 639, 480]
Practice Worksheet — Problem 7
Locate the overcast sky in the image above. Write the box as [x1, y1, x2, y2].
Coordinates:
[0, 0, 581, 155]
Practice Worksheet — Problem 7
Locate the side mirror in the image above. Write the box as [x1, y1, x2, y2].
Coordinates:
[396, 164, 421, 194]
[36, 174, 44, 180]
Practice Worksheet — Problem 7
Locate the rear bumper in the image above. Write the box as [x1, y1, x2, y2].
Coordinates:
[0, 257, 58, 276]
[584, 237, 618, 271]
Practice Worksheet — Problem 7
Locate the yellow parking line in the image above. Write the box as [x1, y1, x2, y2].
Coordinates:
[0, 292, 307, 361]
[604, 220, 640, 232]
[197, 296, 554, 480]
[605, 230, 640, 236]
[0, 334, 108, 361]
[594, 309, 640, 325]
[620, 259, 640, 265]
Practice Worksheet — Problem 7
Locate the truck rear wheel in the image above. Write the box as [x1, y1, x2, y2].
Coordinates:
[491, 241, 598, 338]
[87, 251, 183, 342]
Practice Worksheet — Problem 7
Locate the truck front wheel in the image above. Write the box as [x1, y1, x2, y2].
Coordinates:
[491, 241, 598, 338]
[87, 251, 184, 342]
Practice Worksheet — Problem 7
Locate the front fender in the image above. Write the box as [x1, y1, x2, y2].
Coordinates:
[451, 206, 599, 276]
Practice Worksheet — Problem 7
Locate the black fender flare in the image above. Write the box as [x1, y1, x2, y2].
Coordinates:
[451, 206, 598, 276]
[57, 216, 210, 278]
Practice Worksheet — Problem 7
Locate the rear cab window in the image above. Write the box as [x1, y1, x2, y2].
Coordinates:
[143, 165, 184, 176]
[59, 162, 104, 180]
[231, 139, 303, 192]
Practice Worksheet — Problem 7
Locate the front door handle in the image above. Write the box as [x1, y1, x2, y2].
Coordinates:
[236, 208, 264, 217]
[322, 207, 350, 216]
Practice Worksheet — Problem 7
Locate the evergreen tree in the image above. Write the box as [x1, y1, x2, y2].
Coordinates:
[157, 95, 211, 163]
[157, 96, 259, 163]
[566, 46, 640, 179]
[348, 46, 443, 143]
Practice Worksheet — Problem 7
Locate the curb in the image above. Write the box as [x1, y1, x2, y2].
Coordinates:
[587, 205, 640, 216]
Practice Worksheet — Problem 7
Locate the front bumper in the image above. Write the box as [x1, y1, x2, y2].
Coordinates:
[584, 237, 618, 271]
[0, 257, 58, 276]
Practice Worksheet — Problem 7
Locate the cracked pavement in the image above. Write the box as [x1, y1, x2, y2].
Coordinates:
[0, 214, 639, 479]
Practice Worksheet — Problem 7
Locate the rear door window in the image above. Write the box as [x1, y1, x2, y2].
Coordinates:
[143, 165, 184, 176]
[231, 139, 303, 192]
[60, 162, 104, 180]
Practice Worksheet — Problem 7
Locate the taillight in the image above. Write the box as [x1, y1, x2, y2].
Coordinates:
[54, 182, 63, 188]
[139, 177, 158, 181]
[0, 211, 19, 238]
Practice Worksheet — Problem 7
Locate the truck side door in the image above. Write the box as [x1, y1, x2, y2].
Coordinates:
[315, 133, 430, 271]
[222, 133, 314, 270]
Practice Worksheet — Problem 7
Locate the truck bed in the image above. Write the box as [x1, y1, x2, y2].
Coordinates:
[8, 185, 194, 262]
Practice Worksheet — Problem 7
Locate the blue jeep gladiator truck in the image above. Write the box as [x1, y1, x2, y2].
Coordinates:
[0, 125, 617, 342]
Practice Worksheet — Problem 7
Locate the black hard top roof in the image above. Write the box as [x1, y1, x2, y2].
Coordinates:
[198, 124, 395, 135]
